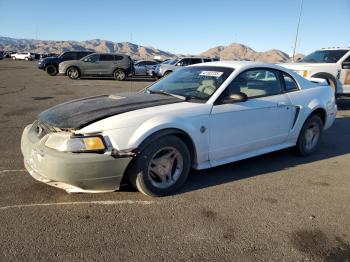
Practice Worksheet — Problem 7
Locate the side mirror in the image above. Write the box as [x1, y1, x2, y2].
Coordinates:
[342, 61, 350, 69]
[296, 57, 302, 62]
[176, 62, 182, 66]
[221, 92, 248, 104]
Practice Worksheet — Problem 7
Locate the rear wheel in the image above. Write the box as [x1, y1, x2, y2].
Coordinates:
[114, 69, 126, 81]
[296, 115, 323, 156]
[128, 136, 191, 197]
[66, 67, 80, 80]
[12, 57, 16, 60]
[45, 64, 58, 76]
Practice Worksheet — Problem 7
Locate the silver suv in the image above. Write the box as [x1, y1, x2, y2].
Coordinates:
[59, 53, 133, 81]
[153, 56, 218, 78]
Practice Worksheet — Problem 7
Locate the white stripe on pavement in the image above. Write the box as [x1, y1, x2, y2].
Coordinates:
[0, 169, 26, 175]
[0, 200, 155, 210]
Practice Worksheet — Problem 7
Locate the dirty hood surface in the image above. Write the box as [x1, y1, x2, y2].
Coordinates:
[38, 92, 182, 130]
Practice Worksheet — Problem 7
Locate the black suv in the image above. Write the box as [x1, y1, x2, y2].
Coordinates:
[38, 51, 94, 76]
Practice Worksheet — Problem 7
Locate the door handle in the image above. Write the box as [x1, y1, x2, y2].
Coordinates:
[277, 102, 287, 108]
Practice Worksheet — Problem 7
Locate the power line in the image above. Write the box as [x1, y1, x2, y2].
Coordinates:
[292, 0, 304, 62]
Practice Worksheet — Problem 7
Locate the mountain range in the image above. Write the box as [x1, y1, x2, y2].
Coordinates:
[0, 36, 303, 62]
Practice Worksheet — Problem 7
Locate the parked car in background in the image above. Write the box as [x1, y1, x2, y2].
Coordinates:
[59, 53, 133, 81]
[4, 51, 15, 58]
[281, 48, 350, 96]
[133, 60, 159, 76]
[21, 61, 336, 196]
[11, 52, 35, 61]
[40, 53, 58, 59]
[153, 56, 218, 78]
[38, 51, 94, 76]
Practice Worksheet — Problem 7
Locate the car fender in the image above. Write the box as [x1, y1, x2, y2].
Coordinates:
[125, 114, 209, 166]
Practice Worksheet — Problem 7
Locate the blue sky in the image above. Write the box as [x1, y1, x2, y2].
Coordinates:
[0, 0, 349, 55]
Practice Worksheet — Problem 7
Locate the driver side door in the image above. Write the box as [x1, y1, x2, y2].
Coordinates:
[209, 68, 294, 165]
[81, 54, 100, 75]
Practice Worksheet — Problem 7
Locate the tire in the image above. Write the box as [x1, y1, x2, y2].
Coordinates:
[12, 57, 16, 60]
[313, 73, 338, 96]
[128, 135, 191, 197]
[25, 57, 29, 61]
[45, 64, 58, 76]
[114, 69, 126, 81]
[296, 115, 323, 156]
[66, 66, 80, 80]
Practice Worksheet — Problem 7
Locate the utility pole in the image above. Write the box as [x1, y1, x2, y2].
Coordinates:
[292, 0, 304, 62]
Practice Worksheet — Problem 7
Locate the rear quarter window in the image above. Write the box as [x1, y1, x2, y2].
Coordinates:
[283, 73, 299, 92]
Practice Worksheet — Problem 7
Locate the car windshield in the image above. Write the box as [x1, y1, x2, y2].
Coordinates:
[162, 59, 178, 65]
[147, 66, 233, 102]
[301, 50, 348, 63]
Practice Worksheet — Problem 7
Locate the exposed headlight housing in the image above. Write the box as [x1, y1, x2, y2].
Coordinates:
[45, 133, 106, 153]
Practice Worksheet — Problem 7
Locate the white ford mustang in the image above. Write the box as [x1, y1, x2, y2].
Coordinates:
[21, 61, 337, 196]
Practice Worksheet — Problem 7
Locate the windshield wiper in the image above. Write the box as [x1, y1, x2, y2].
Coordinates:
[148, 90, 186, 100]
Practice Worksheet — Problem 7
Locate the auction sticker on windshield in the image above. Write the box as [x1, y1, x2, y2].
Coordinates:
[199, 71, 224, 77]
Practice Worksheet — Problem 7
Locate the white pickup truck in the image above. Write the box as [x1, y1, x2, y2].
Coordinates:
[11, 52, 35, 61]
[281, 48, 350, 97]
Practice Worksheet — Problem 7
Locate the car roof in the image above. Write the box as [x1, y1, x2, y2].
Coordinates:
[190, 60, 291, 72]
[319, 47, 350, 51]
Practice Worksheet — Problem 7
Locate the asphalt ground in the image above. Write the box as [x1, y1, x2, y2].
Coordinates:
[0, 59, 349, 261]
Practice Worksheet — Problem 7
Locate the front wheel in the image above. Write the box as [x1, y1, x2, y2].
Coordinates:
[114, 69, 126, 81]
[128, 136, 191, 197]
[45, 64, 58, 76]
[296, 115, 323, 156]
[66, 67, 80, 80]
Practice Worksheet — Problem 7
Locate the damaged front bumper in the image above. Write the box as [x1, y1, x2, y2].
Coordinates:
[21, 123, 132, 193]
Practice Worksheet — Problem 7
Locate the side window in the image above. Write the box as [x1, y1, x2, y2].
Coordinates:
[114, 55, 123, 61]
[344, 55, 350, 62]
[77, 52, 90, 59]
[61, 52, 76, 60]
[203, 58, 212, 62]
[283, 73, 299, 91]
[189, 58, 202, 65]
[146, 61, 157, 65]
[100, 54, 114, 61]
[84, 54, 99, 62]
[179, 58, 191, 66]
[227, 69, 282, 98]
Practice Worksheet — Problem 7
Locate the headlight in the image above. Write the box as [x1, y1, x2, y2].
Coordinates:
[45, 133, 106, 153]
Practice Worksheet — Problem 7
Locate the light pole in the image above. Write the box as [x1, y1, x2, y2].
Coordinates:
[292, 0, 304, 62]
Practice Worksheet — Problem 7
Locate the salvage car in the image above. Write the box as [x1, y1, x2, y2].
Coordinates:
[59, 53, 133, 81]
[282, 48, 350, 97]
[21, 61, 337, 196]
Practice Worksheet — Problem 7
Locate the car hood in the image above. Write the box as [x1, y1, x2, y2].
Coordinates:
[38, 92, 183, 130]
[40, 57, 62, 63]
